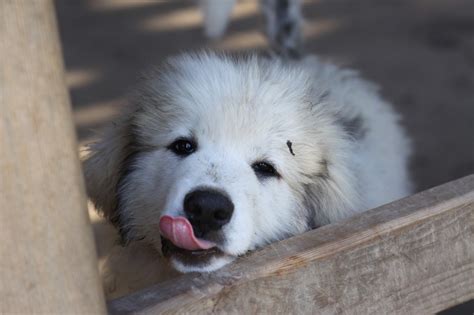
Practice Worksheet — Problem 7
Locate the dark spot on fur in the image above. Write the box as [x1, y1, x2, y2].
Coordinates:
[317, 159, 330, 180]
[286, 140, 296, 156]
[113, 121, 153, 245]
[336, 115, 367, 140]
[302, 183, 321, 230]
[114, 148, 142, 245]
[318, 90, 330, 103]
[301, 166, 335, 229]
[307, 218, 320, 229]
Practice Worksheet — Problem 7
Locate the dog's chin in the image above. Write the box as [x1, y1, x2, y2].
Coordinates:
[161, 238, 236, 273]
[171, 254, 235, 273]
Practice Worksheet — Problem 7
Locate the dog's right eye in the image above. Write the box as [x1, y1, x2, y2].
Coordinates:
[252, 161, 280, 179]
[168, 139, 197, 156]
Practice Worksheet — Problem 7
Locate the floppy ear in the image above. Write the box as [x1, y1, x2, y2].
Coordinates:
[82, 114, 135, 230]
[301, 159, 363, 228]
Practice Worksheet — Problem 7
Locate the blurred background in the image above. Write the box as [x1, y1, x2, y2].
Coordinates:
[56, 0, 474, 193]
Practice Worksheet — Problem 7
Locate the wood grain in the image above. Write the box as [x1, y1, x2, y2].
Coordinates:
[0, 1, 106, 313]
[109, 174, 474, 314]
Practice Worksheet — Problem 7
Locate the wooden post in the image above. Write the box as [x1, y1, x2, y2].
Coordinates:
[109, 174, 474, 314]
[0, 1, 106, 313]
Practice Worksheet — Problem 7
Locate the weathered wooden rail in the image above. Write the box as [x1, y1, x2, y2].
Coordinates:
[109, 174, 474, 314]
[1, 1, 473, 314]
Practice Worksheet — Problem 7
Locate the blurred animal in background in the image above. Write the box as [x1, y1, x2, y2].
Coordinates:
[199, 0, 303, 57]
[198, 0, 237, 39]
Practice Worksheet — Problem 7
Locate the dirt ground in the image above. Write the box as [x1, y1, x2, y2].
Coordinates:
[57, 0, 473, 193]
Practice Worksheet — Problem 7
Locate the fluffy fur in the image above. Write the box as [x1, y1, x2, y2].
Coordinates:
[84, 52, 412, 274]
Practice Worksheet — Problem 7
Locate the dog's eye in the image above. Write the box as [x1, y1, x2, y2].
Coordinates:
[252, 161, 280, 178]
[168, 139, 197, 156]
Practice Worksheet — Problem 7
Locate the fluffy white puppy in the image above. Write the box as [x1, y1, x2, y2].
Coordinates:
[84, 51, 412, 274]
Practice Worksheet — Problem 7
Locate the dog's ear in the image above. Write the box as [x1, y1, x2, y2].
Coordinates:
[82, 114, 135, 229]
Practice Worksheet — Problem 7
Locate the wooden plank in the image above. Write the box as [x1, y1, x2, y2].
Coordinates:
[109, 174, 474, 314]
[0, 1, 106, 314]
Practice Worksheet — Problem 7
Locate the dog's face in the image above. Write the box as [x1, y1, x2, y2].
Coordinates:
[85, 53, 352, 272]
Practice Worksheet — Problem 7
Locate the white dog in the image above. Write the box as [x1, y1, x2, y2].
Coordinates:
[84, 0, 411, 279]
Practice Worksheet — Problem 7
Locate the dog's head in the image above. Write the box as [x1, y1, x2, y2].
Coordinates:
[84, 53, 358, 272]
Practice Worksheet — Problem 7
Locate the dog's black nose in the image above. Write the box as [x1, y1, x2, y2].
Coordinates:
[184, 189, 234, 236]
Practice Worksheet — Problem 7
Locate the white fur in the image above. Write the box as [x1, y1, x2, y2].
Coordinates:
[84, 52, 411, 273]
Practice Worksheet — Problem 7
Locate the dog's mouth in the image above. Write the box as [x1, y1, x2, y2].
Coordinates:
[161, 237, 225, 264]
[159, 215, 227, 267]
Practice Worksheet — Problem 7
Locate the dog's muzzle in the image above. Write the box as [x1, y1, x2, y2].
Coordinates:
[159, 189, 234, 267]
[183, 189, 234, 237]
[159, 189, 234, 252]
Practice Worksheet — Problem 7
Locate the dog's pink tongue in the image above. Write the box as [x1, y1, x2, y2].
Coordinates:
[159, 215, 216, 250]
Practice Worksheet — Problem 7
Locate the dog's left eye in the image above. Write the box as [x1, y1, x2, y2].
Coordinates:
[168, 139, 197, 156]
[252, 161, 280, 178]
